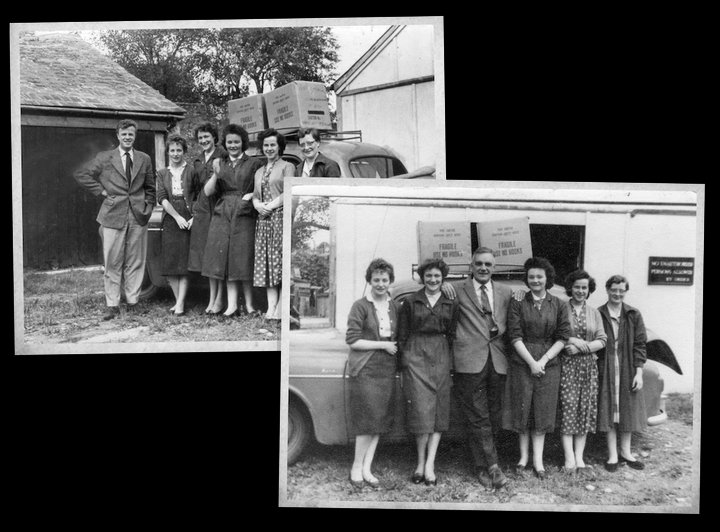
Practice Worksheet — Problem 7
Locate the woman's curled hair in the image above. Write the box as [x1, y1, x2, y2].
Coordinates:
[523, 256, 556, 290]
[417, 258, 449, 283]
[365, 258, 395, 284]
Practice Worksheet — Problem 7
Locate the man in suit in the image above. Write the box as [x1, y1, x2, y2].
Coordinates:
[451, 246, 512, 489]
[74, 119, 156, 320]
[295, 128, 341, 177]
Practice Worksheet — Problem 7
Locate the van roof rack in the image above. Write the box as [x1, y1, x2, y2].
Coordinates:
[410, 263, 525, 281]
[249, 128, 362, 142]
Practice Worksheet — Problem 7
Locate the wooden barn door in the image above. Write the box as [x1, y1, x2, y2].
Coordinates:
[21, 125, 156, 270]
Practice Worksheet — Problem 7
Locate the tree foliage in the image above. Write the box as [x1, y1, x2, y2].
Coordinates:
[291, 249, 330, 290]
[94, 27, 338, 111]
[291, 196, 330, 251]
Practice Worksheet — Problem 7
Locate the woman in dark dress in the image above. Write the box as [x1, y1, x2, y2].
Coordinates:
[398, 258, 458, 486]
[201, 124, 264, 318]
[156, 134, 199, 316]
[597, 274, 648, 472]
[345, 258, 399, 489]
[252, 128, 294, 320]
[188, 123, 227, 314]
[504, 257, 571, 479]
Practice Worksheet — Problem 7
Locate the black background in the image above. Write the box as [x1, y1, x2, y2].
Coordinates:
[10, 11, 708, 523]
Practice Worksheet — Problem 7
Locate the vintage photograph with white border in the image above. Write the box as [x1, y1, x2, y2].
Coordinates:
[279, 179, 702, 512]
[11, 16, 445, 355]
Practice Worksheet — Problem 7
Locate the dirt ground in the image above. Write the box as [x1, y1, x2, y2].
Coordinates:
[20, 268, 280, 346]
[284, 394, 697, 512]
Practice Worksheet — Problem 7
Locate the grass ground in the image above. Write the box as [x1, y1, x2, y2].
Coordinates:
[285, 394, 696, 510]
[21, 268, 280, 344]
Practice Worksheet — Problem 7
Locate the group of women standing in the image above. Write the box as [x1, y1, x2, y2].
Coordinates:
[156, 123, 289, 319]
[345, 256, 649, 488]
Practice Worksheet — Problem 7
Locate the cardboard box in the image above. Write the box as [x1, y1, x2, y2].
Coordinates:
[417, 221, 472, 266]
[476, 217, 532, 269]
[227, 94, 267, 134]
[264, 81, 332, 131]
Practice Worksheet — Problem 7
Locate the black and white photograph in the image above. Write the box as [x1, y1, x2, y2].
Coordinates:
[280, 180, 702, 512]
[11, 17, 444, 354]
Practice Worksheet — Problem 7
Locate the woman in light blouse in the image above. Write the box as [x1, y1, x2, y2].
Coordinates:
[558, 269, 607, 474]
[156, 134, 199, 316]
[345, 258, 399, 489]
[252, 129, 294, 320]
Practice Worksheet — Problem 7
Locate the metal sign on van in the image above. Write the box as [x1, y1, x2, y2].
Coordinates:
[648, 257, 694, 285]
[476, 217, 532, 267]
[417, 221, 471, 265]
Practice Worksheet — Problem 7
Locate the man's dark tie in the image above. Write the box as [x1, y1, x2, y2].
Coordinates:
[125, 151, 133, 182]
[481, 284, 499, 337]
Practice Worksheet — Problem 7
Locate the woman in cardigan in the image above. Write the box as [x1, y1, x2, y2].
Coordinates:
[558, 269, 607, 474]
[345, 258, 399, 489]
[252, 129, 295, 320]
[504, 257, 571, 479]
[156, 134, 199, 316]
[188, 122, 227, 314]
[597, 274, 648, 472]
[397, 258, 458, 486]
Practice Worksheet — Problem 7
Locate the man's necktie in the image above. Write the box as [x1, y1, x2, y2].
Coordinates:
[125, 151, 133, 182]
[481, 284, 499, 337]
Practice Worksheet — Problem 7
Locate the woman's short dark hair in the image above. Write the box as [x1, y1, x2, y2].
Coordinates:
[298, 128, 321, 142]
[194, 122, 219, 144]
[523, 256, 556, 290]
[417, 258, 449, 283]
[221, 124, 250, 152]
[166, 134, 187, 154]
[365, 258, 395, 284]
[258, 128, 286, 156]
[564, 269, 597, 297]
[605, 274, 630, 291]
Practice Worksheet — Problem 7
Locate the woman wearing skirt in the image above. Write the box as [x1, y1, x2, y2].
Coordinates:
[157, 134, 199, 316]
[252, 128, 294, 320]
[345, 258, 400, 489]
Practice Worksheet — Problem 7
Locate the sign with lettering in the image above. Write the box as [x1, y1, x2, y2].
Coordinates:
[476, 217, 532, 268]
[648, 257, 694, 285]
[417, 221, 471, 265]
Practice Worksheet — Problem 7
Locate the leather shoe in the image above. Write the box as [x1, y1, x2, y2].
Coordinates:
[364, 477, 380, 489]
[411, 472, 424, 484]
[619, 456, 645, 470]
[102, 307, 119, 321]
[424, 476, 437, 486]
[489, 465, 508, 489]
[533, 468, 547, 480]
[604, 461, 619, 472]
[477, 469, 493, 489]
[349, 476, 364, 489]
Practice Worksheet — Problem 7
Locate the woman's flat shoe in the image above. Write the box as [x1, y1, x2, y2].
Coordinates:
[364, 478, 380, 489]
[533, 468, 547, 480]
[424, 477, 437, 486]
[349, 477, 364, 489]
[411, 473, 424, 484]
[619, 456, 645, 470]
[604, 461, 619, 472]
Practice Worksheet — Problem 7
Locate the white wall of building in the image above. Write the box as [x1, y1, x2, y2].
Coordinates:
[339, 82, 435, 171]
[335, 25, 436, 173]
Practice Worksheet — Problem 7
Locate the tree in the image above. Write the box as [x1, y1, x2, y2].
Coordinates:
[291, 249, 330, 290]
[93, 27, 339, 114]
[94, 29, 213, 105]
[291, 196, 330, 251]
